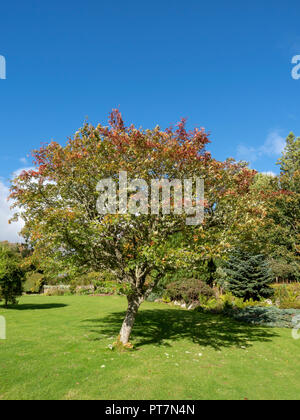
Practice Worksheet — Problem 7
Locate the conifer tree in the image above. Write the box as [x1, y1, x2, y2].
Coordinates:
[224, 249, 274, 301]
[277, 132, 300, 192]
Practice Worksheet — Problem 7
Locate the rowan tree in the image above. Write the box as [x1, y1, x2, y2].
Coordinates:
[10, 110, 264, 344]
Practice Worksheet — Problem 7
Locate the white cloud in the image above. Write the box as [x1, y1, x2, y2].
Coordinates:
[0, 180, 24, 243]
[0, 166, 35, 243]
[19, 157, 28, 165]
[261, 171, 277, 177]
[260, 131, 286, 156]
[237, 130, 286, 162]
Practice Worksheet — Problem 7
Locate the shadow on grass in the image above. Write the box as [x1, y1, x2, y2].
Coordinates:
[83, 307, 279, 350]
[1, 303, 68, 310]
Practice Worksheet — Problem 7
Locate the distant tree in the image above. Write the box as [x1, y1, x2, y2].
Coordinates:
[0, 245, 24, 307]
[278, 132, 300, 192]
[272, 133, 300, 280]
[224, 249, 274, 301]
[251, 133, 300, 282]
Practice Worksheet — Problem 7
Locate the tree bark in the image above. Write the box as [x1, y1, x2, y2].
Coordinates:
[119, 294, 143, 345]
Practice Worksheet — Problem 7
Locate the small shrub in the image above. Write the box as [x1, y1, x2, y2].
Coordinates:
[279, 300, 300, 309]
[43, 285, 70, 296]
[231, 306, 300, 328]
[194, 292, 268, 314]
[271, 283, 300, 308]
[198, 296, 224, 313]
[44, 289, 65, 296]
[166, 278, 215, 305]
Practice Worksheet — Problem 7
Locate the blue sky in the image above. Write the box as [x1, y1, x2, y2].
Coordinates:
[0, 0, 300, 241]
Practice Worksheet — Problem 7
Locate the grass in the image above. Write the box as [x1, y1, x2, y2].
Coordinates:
[0, 295, 299, 400]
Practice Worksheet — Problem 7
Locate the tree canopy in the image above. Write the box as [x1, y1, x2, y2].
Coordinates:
[10, 110, 271, 343]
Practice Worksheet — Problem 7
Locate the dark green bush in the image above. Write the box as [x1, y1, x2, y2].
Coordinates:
[0, 245, 24, 306]
[166, 278, 215, 304]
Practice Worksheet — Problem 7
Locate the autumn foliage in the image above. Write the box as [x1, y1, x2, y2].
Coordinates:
[10, 110, 266, 344]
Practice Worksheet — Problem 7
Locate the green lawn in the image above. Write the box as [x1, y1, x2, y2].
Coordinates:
[0, 295, 299, 400]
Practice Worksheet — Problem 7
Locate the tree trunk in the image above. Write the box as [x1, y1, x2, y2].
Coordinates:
[119, 294, 143, 345]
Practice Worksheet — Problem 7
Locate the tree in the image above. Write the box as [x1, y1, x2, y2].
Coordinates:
[277, 132, 300, 192]
[0, 245, 24, 307]
[250, 133, 300, 282]
[224, 249, 274, 301]
[274, 134, 300, 281]
[10, 110, 265, 344]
